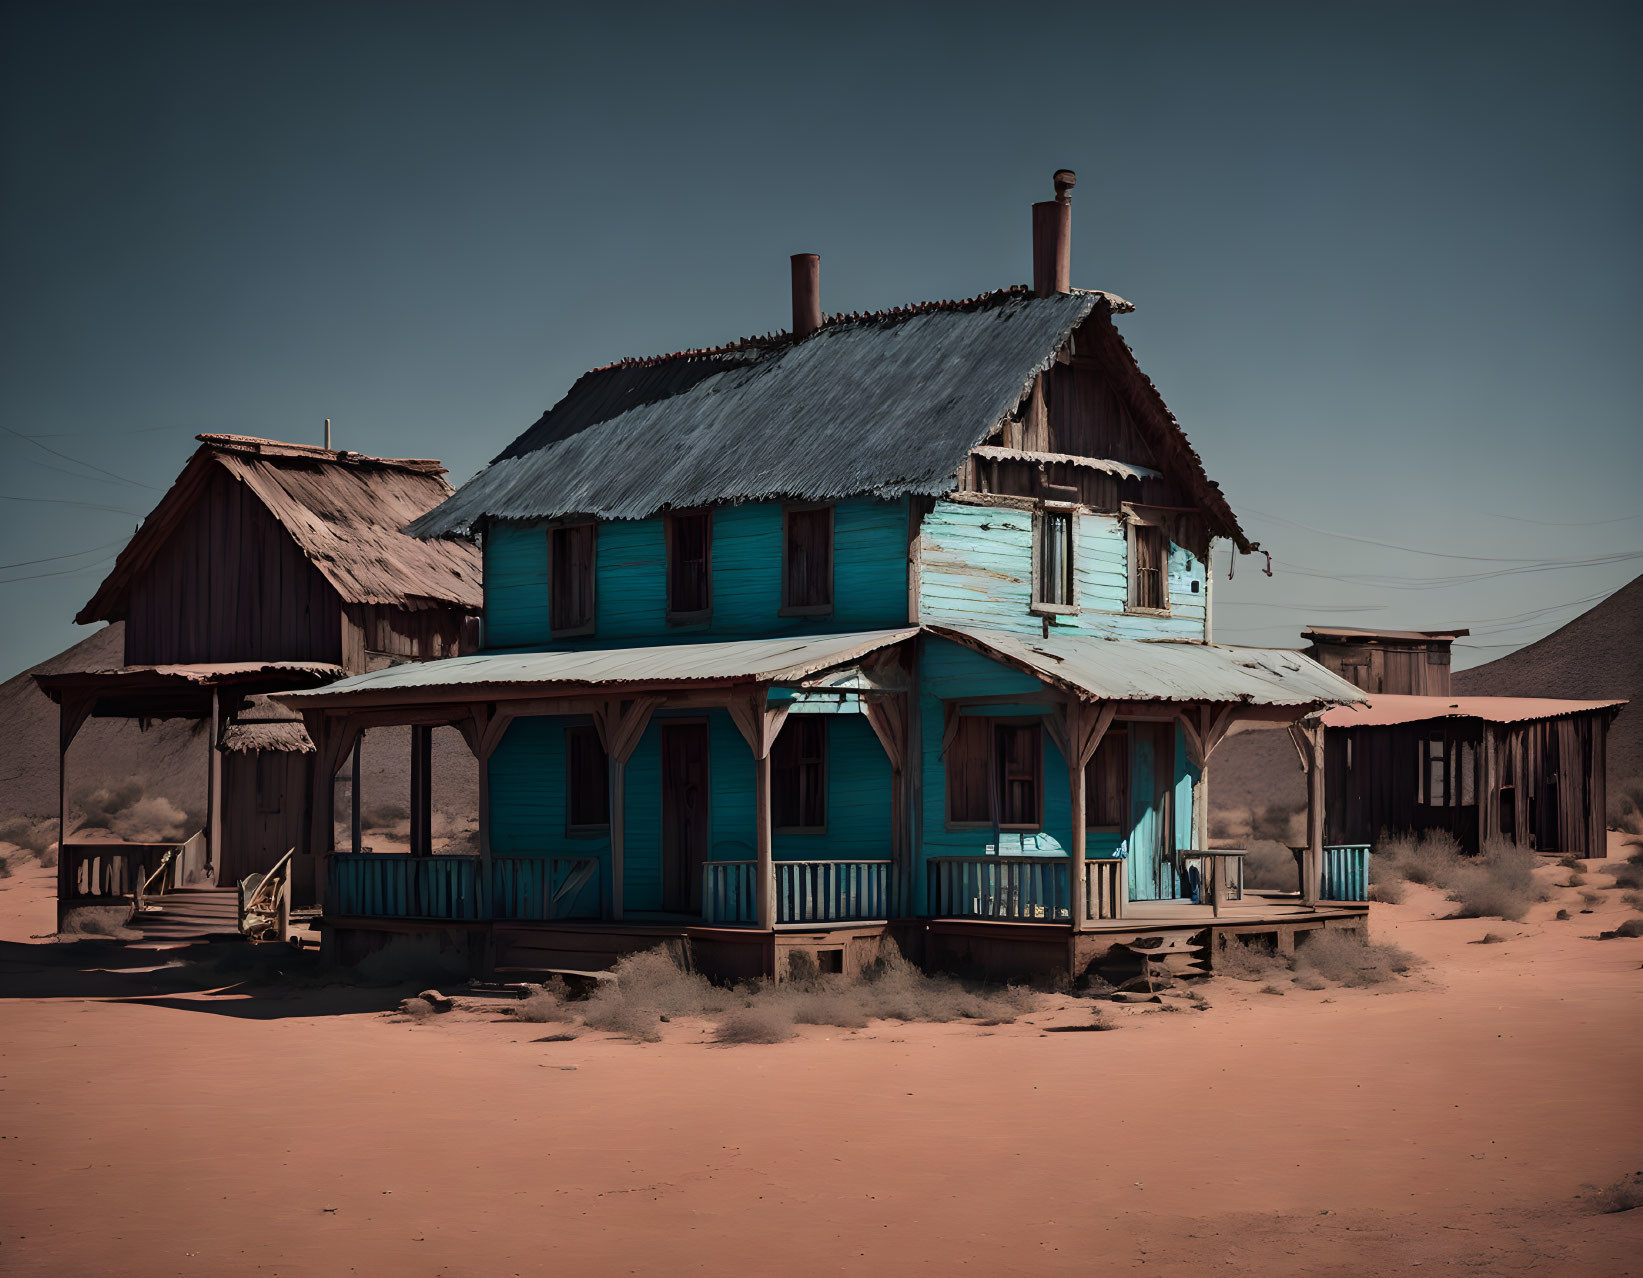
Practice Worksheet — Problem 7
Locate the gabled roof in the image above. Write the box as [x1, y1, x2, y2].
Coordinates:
[79, 435, 483, 624]
[1320, 694, 1625, 728]
[409, 288, 1251, 550]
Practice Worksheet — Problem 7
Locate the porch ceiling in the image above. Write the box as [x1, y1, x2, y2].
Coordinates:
[277, 629, 919, 708]
[931, 625, 1367, 710]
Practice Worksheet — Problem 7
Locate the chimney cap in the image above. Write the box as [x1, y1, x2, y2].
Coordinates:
[1053, 169, 1076, 202]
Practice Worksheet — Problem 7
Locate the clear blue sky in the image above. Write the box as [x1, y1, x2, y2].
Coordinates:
[2, 0, 1638, 676]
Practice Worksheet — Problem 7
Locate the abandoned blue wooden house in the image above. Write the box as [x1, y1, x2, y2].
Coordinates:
[283, 172, 1369, 981]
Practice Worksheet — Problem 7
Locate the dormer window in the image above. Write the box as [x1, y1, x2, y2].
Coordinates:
[1127, 520, 1169, 614]
[665, 510, 712, 625]
[781, 504, 833, 616]
[1031, 497, 1078, 615]
[549, 521, 597, 636]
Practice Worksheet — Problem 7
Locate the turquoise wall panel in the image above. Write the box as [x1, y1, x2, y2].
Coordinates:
[480, 496, 909, 650]
[918, 500, 1207, 640]
[482, 524, 551, 649]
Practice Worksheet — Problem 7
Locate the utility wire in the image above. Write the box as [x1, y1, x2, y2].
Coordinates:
[0, 557, 116, 585]
[1243, 507, 1547, 564]
[0, 538, 127, 572]
[0, 494, 144, 516]
[0, 424, 160, 491]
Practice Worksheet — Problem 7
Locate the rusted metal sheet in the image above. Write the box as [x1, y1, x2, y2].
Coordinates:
[930, 624, 1367, 708]
[1321, 694, 1626, 727]
[280, 628, 920, 706]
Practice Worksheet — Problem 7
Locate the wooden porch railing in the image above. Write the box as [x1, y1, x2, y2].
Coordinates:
[61, 840, 187, 903]
[702, 860, 893, 926]
[490, 856, 602, 921]
[702, 861, 757, 924]
[927, 856, 1071, 922]
[778, 860, 891, 924]
[1321, 844, 1370, 902]
[1082, 857, 1127, 920]
[326, 853, 483, 921]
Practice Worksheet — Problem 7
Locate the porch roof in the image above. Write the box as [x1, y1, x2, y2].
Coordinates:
[278, 629, 919, 707]
[931, 625, 1368, 709]
[1320, 693, 1626, 728]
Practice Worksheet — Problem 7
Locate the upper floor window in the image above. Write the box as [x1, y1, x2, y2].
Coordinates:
[1127, 521, 1169, 613]
[781, 504, 833, 616]
[1032, 502, 1077, 614]
[772, 717, 827, 831]
[665, 510, 712, 624]
[1084, 726, 1129, 831]
[549, 522, 597, 635]
[945, 715, 1043, 830]
[565, 723, 609, 831]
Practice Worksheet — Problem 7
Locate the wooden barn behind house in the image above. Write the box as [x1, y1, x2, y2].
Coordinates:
[1308, 627, 1623, 856]
[281, 172, 1373, 984]
[36, 435, 482, 928]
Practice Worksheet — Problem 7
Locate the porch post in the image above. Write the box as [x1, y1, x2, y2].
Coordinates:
[1303, 722, 1325, 907]
[593, 697, 660, 923]
[55, 691, 95, 932]
[1052, 697, 1115, 928]
[862, 692, 909, 920]
[350, 738, 363, 854]
[409, 725, 433, 857]
[206, 687, 223, 881]
[729, 687, 790, 932]
[300, 711, 361, 909]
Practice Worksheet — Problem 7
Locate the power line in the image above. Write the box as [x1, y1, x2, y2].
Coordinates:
[0, 494, 144, 516]
[1243, 507, 1547, 564]
[0, 538, 127, 571]
[0, 557, 116, 585]
[1272, 549, 1643, 589]
[0, 424, 160, 491]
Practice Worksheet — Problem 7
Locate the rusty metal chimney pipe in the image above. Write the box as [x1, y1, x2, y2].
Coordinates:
[1032, 169, 1075, 297]
[791, 253, 821, 339]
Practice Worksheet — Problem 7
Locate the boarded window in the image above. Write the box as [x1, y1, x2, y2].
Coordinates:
[549, 523, 597, 634]
[782, 506, 833, 613]
[946, 716, 993, 824]
[1084, 726, 1129, 829]
[565, 725, 609, 829]
[666, 511, 711, 621]
[1034, 509, 1075, 609]
[772, 718, 827, 830]
[995, 723, 1042, 829]
[1129, 523, 1168, 611]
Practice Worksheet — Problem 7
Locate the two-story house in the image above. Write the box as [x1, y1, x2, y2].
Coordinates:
[285, 173, 1367, 982]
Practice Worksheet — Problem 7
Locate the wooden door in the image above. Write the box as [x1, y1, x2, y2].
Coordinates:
[1126, 722, 1177, 901]
[661, 723, 711, 914]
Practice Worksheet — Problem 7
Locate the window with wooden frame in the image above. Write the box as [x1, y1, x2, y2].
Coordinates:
[665, 510, 712, 624]
[1032, 503, 1077, 614]
[772, 717, 827, 831]
[944, 715, 1043, 830]
[549, 522, 597, 635]
[565, 724, 609, 832]
[1127, 520, 1169, 613]
[1084, 725, 1129, 831]
[780, 504, 833, 615]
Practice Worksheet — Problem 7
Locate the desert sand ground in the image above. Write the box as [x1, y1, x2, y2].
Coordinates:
[1, 847, 1640, 1278]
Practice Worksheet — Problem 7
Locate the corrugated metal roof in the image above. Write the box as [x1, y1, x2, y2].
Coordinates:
[281, 630, 919, 705]
[79, 436, 482, 623]
[37, 661, 342, 688]
[1303, 626, 1469, 642]
[1321, 694, 1626, 728]
[932, 626, 1368, 708]
[410, 290, 1114, 537]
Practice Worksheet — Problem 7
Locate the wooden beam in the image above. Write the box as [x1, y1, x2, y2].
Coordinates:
[350, 738, 363, 855]
[206, 687, 223, 881]
[591, 697, 660, 923]
[727, 686, 790, 931]
[1302, 722, 1325, 907]
[1056, 698, 1115, 930]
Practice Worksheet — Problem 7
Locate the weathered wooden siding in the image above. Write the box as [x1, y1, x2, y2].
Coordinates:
[124, 466, 342, 665]
[219, 749, 311, 884]
[488, 707, 894, 914]
[342, 603, 471, 671]
[917, 500, 1206, 639]
[480, 497, 910, 650]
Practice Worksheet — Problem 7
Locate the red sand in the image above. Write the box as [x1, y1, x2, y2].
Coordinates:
[1, 855, 1640, 1277]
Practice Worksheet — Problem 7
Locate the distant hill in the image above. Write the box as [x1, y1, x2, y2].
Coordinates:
[0, 624, 474, 848]
[1452, 572, 1641, 784]
[1211, 574, 1642, 835]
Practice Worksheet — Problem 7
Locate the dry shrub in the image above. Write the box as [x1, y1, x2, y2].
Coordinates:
[579, 949, 735, 1041]
[1558, 854, 1585, 870]
[1292, 972, 1329, 991]
[1215, 936, 1290, 982]
[1586, 1172, 1643, 1213]
[1565, 872, 1588, 887]
[1580, 890, 1603, 911]
[788, 990, 870, 1029]
[1444, 840, 1548, 922]
[1259, 984, 1287, 996]
[1604, 861, 1643, 891]
[514, 991, 573, 1023]
[1294, 929, 1419, 987]
[1606, 776, 1643, 836]
[397, 997, 436, 1023]
[1623, 891, 1643, 912]
[0, 817, 55, 859]
[714, 1006, 795, 1044]
[1372, 877, 1406, 904]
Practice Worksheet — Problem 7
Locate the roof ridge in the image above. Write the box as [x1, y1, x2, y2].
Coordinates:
[195, 434, 448, 476]
[587, 285, 1132, 374]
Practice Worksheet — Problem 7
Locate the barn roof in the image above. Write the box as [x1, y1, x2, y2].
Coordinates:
[78, 435, 483, 624]
[1320, 694, 1626, 728]
[409, 288, 1251, 550]
[1303, 626, 1470, 643]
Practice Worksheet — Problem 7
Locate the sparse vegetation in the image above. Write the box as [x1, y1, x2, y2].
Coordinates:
[1372, 831, 1549, 922]
[71, 778, 197, 844]
[1294, 929, 1419, 986]
[1606, 776, 1643, 837]
[713, 1007, 795, 1044]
